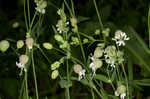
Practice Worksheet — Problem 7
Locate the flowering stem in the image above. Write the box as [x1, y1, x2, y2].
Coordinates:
[31, 50, 39, 99]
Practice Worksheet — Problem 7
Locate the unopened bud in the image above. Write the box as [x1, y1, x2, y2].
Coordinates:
[0, 40, 10, 52]
[51, 70, 59, 79]
[43, 42, 53, 50]
[17, 40, 24, 49]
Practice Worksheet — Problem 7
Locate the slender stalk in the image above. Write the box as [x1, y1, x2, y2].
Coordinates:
[27, 0, 30, 26]
[93, 0, 103, 29]
[25, 72, 29, 99]
[24, 0, 29, 30]
[31, 50, 39, 99]
[148, 5, 150, 48]
[91, 88, 95, 99]
[121, 64, 129, 99]
[66, 59, 70, 99]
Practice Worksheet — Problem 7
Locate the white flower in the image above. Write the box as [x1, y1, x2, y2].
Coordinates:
[16, 55, 29, 73]
[56, 20, 69, 34]
[78, 69, 86, 80]
[89, 54, 103, 75]
[35, 0, 47, 14]
[115, 84, 126, 99]
[73, 64, 86, 80]
[120, 93, 126, 99]
[114, 30, 130, 46]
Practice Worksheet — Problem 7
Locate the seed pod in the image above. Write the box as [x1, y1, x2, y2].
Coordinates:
[17, 40, 24, 49]
[0, 40, 10, 52]
[26, 37, 34, 49]
[43, 42, 53, 50]
[19, 55, 28, 64]
[73, 64, 83, 74]
[51, 70, 59, 79]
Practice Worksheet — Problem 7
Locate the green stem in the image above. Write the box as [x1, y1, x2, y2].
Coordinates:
[66, 59, 70, 99]
[27, 0, 30, 26]
[91, 88, 95, 99]
[25, 72, 29, 99]
[24, 0, 29, 30]
[121, 64, 129, 99]
[31, 50, 39, 99]
[93, 0, 103, 29]
[148, 5, 150, 48]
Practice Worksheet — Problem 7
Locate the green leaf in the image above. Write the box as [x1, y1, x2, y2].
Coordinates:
[94, 74, 111, 83]
[59, 80, 72, 88]
[124, 26, 150, 72]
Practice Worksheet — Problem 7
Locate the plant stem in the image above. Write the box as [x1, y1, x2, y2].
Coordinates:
[121, 64, 129, 99]
[25, 72, 29, 99]
[93, 0, 103, 30]
[31, 50, 39, 99]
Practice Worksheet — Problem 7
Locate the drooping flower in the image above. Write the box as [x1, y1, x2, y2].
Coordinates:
[35, 0, 47, 14]
[104, 46, 117, 68]
[89, 47, 103, 75]
[16, 55, 28, 72]
[26, 37, 34, 50]
[89, 58, 102, 75]
[114, 30, 130, 46]
[73, 64, 86, 80]
[115, 84, 126, 99]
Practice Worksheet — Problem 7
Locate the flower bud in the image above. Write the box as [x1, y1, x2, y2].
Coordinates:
[12, 22, 19, 28]
[51, 61, 61, 70]
[0, 40, 10, 52]
[17, 40, 24, 49]
[60, 41, 69, 49]
[94, 47, 103, 58]
[54, 35, 64, 43]
[51, 70, 59, 79]
[19, 55, 29, 64]
[43, 42, 53, 50]
[73, 64, 83, 74]
[70, 18, 77, 26]
[26, 37, 34, 50]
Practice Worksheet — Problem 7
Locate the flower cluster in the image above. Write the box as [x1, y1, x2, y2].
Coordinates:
[114, 30, 130, 46]
[104, 46, 124, 68]
[73, 64, 86, 80]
